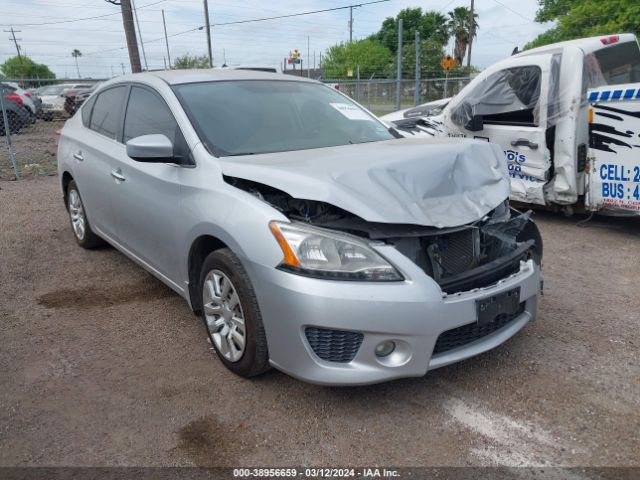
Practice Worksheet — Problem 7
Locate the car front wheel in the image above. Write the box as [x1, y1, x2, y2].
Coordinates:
[199, 248, 270, 378]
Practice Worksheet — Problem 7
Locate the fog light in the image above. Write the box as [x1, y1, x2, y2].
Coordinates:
[375, 341, 396, 357]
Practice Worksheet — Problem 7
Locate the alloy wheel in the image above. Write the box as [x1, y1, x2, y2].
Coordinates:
[68, 189, 86, 241]
[202, 269, 246, 362]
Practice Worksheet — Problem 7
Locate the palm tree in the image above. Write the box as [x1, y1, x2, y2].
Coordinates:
[447, 7, 478, 65]
[71, 49, 82, 78]
[422, 11, 450, 46]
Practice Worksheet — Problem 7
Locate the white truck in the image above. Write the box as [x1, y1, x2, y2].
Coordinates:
[383, 34, 640, 216]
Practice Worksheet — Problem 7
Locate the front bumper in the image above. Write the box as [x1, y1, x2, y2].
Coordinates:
[245, 246, 541, 386]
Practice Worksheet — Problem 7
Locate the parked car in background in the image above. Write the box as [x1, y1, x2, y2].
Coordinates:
[381, 97, 451, 123]
[40, 83, 92, 120]
[1, 83, 30, 134]
[57, 69, 543, 385]
[29, 89, 43, 120]
[222, 64, 282, 74]
[64, 83, 101, 116]
[1, 82, 37, 124]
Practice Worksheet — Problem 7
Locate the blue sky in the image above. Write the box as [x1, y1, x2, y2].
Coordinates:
[0, 0, 552, 79]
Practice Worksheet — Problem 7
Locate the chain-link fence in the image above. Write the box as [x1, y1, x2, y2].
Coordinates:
[0, 78, 102, 180]
[322, 77, 471, 116]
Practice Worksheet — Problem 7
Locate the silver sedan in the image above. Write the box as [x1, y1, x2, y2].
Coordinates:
[57, 69, 542, 385]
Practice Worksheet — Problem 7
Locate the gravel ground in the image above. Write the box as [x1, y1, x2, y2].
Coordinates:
[0, 176, 639, 469]
[0, 120, 64, 181]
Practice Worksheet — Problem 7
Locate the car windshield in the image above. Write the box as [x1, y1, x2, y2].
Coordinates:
[173, 80, 394, 156]
[39, 85, 67, 95]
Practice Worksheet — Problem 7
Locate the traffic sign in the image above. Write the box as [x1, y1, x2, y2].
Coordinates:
[441, 55, 457, 71]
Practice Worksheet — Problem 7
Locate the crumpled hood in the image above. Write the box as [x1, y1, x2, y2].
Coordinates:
[220, 137, 510, 228]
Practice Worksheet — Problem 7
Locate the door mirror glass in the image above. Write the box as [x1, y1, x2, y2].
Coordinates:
[126, 134, 175, 162]
[465, 114, 483, 131]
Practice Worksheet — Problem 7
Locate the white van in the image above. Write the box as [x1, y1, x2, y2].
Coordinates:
[383, 34, 640, 216]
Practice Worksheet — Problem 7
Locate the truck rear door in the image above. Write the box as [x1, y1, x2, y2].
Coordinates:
[586, 84, 640, 213]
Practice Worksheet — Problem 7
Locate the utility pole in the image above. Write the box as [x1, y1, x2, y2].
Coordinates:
[162, 9, 171, 68]
[131, 0, 148, 70]
[395, 18, 403, 111]
[414, 31, 420, 106]
[117, 0, 142, 73]
[203, 0, 213, 67]
[467, 0, 475, 68]
[307, 36, 310, 78]
[348, 6, 353, 43]
[5, 27, 22, 59]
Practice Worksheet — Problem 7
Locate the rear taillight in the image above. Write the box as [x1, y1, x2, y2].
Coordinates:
[24, 92, 31, 98]
[55, 129, 62, 146]
[600, 35, 619, 45]
[5, 93, 23, 105]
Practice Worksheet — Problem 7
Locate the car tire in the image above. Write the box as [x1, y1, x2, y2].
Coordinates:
[199, 248, 270, 378]
[66, 180, 104, 249]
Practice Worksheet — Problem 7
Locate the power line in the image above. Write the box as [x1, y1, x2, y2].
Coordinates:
[209, 0, 390, 27]
[0, 0, 166, 27]
[82, 0, 391, 57]
[490, 0, 535, 23]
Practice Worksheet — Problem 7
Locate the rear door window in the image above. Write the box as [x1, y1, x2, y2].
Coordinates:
[89, 86, 127, 140]
[81, 95, 96, 128]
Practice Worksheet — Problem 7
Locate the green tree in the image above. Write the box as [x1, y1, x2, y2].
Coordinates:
[0, 56, 55, 82]
[71, 49, 82, 78]
[402, 38, 446, 77]
[526, 0, 640, 49]
[422, 11, 450, 46]
[447, 7, 478, 65]
[372, 8, 451, 54]
[534, 0, 575, 22]
[322, 39, 393, 79]
[173, 54, 211, 69]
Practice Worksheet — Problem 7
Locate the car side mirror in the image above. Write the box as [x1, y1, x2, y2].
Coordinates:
[465, 114, 484, 132]
[126, 134, 176, 163]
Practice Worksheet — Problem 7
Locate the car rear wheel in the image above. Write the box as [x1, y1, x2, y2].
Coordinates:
[199, 248, 270, 378]
[66, 180, 104, 249]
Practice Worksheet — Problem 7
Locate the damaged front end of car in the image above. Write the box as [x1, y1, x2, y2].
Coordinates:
[225, 176, 542, 295]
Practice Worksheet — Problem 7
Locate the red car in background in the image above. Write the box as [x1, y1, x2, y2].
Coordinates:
[64, 83, 100, 115]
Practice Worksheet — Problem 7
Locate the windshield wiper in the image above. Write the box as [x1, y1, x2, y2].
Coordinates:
[224, 152, 256, 156]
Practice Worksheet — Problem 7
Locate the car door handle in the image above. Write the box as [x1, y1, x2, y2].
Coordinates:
[73, 152, 84, 161]
[110, 169, 126, 182]
[510, 139, 539, 149]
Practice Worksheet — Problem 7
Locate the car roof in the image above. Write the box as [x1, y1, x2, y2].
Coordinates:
[109, 68, 317, 86]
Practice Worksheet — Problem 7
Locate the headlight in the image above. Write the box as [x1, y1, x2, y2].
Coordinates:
[269, 221, 403, 281]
